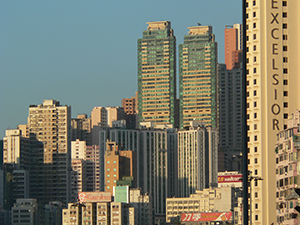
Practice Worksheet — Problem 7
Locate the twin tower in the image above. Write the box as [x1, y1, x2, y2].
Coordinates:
[137, 21, 217, 129]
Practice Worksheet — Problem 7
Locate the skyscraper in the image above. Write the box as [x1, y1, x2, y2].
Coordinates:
[28, 99, 71, 206]
[225, 24, 242, 70]
[137, 21, 176, 128]
[246, 1, 300, 224]
[179, 25, 218, 129]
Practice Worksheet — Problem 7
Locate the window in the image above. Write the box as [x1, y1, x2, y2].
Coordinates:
[255, 179, 258, 186]
[246, 47, 249, 52]
[283, 1, 287, 6]
[254, 147, 257, 152]
[246, 13, 249, 19]
[255, 215, 258, 220]
[283, 12, 287, 18]
[254, 102, 257, 107]
[254, 90, 257, 96]
[284, 114, 288, 119]
[246, 35, 249, 41]
[283, 35, 288, 40]
[255, 192, 258, 198]
[284, 102, 288, 108]
[284, 91, 288, 96]
[247, 92, 249, 97]
[283, 57, 288, 63]
[253, 12, 256, 17]
[283, 46, 288, 51]
[255, 204, 258, 209]
[283, 68, 288, 74]
[255, 170, 257, 175]
[283, 24, 287, 29]
[254, 136, 257, 141]
[253, 45, 256, 51]
[253, 1, 256, 6]
[283, 79, 288, 85]
[254, 79, 257, 85]
[254, 113, 257, 118]
[253, 23, 256, 28]
[254, 124, 257, 130]
[253, 68, 256, 73]
[247, 80, 249, 86]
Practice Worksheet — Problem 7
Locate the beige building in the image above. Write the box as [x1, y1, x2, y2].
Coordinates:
[71, 114, 91, 145]
[3, 129, 22, 166]
[246, 1, 300, 224]
[166, 186, 241, 223]
[28, 99, 71, 206]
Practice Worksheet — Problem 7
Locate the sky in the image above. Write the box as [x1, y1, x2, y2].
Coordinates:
[1, 0, 242, 137]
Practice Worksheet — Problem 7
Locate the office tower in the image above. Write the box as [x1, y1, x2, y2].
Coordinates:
[219, 64, 243, 171]
[28, 99, 71, 206]
[11, 199, 39, 225]
[177, 121, 218, 197]
[71, 114, 91, 145]
[179, 25, 218, 129]
[137, 21, 176, 128]
[122, 96, 137, 129]
[246, 1, 300, 224]
[275, 110, 300, 225]
[225, 24, 242, 70]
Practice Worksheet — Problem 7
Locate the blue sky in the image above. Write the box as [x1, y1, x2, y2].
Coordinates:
[1, 0, 242, 136]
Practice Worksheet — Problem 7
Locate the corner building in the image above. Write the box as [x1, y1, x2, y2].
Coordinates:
[137, 21, 176, 128]
[179, 26, 218, 129]
[246, 1, 300, 224]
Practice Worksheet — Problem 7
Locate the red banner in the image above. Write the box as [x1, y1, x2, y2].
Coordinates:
[218, 175, 242, 183]
[181, 211, 232, 222]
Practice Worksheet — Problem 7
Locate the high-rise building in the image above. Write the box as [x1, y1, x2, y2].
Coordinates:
[177, 121, 218, 197]
[246, 1, 300, 224]
[137, 21, 176, 128]
[225, 24, 242, 70]
[218, 64, 243, 171]
[122, 96, 137, 129]
[28, 99, 71, 206]
[179, 25, 218, 129]
[11, 199, 39, 225]
[71, 114, 91, 145]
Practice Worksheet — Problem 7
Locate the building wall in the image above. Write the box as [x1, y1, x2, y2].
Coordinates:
[11, 198, 39, 225]
[138, 21, 176, 128]
[246, 1, 300, 224]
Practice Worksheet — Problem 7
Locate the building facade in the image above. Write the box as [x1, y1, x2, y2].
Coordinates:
[225, 24, 242, 70]
[137, 21, 176, 128]
[177, 121, 218, 197]
[179, 25, 218, 129]
[246, 1, 300, 224]
[28, 100, 71, 206]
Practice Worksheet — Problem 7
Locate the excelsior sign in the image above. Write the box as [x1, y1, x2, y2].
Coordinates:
[78, 192, 111, 203]
[181, 211, 232, 222]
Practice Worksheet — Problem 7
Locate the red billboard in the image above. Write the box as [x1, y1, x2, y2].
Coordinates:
[181, 211, 232, 222]
[218, 174, 242, 183]
[78, 192, 111, 203]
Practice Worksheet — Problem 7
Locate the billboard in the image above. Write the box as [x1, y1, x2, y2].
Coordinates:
[218, 174, 242, 183]
[78, 192, 111, 203]
[181, 211, 232, 222]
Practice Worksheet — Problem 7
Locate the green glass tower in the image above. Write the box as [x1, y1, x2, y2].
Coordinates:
[179, 26, 218, 129]
[137, 21, 176, 128]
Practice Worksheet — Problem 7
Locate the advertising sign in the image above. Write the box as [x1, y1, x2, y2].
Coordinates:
[218, 175, 242, 183]
[78, 192, 111, 203]
[181, 211, 232, 222]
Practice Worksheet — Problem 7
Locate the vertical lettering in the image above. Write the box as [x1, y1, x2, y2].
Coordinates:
[273, 119, 280, 130]
[272, 44, 278, 55]
[272, 74, 279, 85]
[274, 89, 277, 100]
[271, 28, 279, 39]
[271, 0, 278, 9]
[272, 59, 278, 70]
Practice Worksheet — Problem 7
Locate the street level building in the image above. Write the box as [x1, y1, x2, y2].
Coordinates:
[137, 21, 176, 128]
